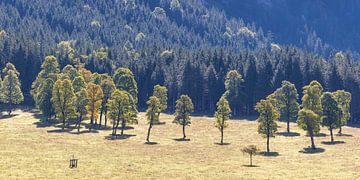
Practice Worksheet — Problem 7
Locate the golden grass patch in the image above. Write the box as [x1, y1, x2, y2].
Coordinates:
[0, 110, 359, 179]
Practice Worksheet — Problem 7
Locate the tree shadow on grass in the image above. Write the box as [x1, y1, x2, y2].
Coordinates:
[68, 129, 100, 134]
[277, 132, 300, 137]
[306, 133, 327, 137]
[299, 147, 325, 154]
[173, 138, 191, 142]
[321, 141, 345, 145]
[47, 128, 73, 133]
[242, 165, 259, 168]
[105, 134, 136, 140]
[260, 151, 280, 157]
[144, 141, 158, 145]
[0, 114, 18, 120]
[153, 121, 166, 125]
[33, 119, 58, 128]
[214, 142, 231, 146]
[336, 133, 353, 137]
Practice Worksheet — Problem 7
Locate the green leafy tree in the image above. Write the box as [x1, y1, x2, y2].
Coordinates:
[321, 92, 341, 142]
[2, 62, 20, 77]
[62, 64, 79, 81]
[31, 56, 60, 98]
[108, 90, 138, 135]
[79, 67, 93, 83]
[302, 80, 324, 116]
[214, 97, 231, 144]
[72, 76, 86, 93]
[1, 69, 24, 115]
[113, 68, 138, 103]
[99, 77, 115, 127]
[241, 145, 260, 167]
[51, 79, 76, 130]
[255, 99, 279, 152]
[36, 78, 55, 120]
[173, 95, 194, 140]
[153, 84, 168, 117]
[223, 70, 243, 115]
[332, 90, 351, 134]
[145, 96, 160, 143]
[86, 83, 103, 130]
[74, 88, 89, 132]
[91, 73, 102, 85]
[274, 81, 300, 133]
[297, 109, 321, 149]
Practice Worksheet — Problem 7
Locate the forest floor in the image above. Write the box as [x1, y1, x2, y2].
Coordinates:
[0, 109, 360, 179]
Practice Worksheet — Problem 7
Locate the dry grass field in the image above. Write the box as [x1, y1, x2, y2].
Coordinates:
[1, 109, 360, 179]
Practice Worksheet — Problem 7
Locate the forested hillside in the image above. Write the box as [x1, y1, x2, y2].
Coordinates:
[0, 0, 360, 121]
[207, 0, 360, 55]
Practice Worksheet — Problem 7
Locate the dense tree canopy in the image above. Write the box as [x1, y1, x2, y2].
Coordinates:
[0, 0, 360, 124]
[51, 79, 76, 130]
[108, 89, 137, 136]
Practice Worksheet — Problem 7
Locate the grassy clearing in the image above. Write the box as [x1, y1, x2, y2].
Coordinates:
[0, 109, 360, 179]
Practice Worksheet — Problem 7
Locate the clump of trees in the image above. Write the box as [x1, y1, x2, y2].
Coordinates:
[51, 79, 76, 130]
[30, 56, 139, 133]
[253, 77, 351, 153]
[1, 60, 351, 161]
[108, 90, 137, 136]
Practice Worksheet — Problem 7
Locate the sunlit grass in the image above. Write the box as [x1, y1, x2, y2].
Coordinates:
[0, 110, 359, 179]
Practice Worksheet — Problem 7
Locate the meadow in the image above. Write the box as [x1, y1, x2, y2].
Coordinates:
[0, 109, 359, 179]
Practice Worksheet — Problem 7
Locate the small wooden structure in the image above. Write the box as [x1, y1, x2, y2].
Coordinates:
[69, 155, 78, 169]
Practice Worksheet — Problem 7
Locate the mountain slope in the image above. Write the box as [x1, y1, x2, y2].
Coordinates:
[208, 0, 360, 54]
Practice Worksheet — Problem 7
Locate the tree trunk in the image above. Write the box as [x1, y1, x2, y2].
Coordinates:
[266, 134, 270, 152]
[182, 124, 186, 139]
[338, 125, 342, 134]
[99, 110, 103, 127]
[114, 117, 120, 135]
[146, 123, 152, 142]
[89, 113, 94, 131]
[112, 120, 116, 135]
[310, 131, 316, 149]
[78, 114, 82, 133]
[286, 112, 290, 133]
[121, 118, 125, 135]
[330, 128, 334, 142]
[62, 112, 65, 130]
[104, 110, 108, 128]
[220, 127, 224, 144]
[250, 154, 253, 166]
[8, 103, 12, 116]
